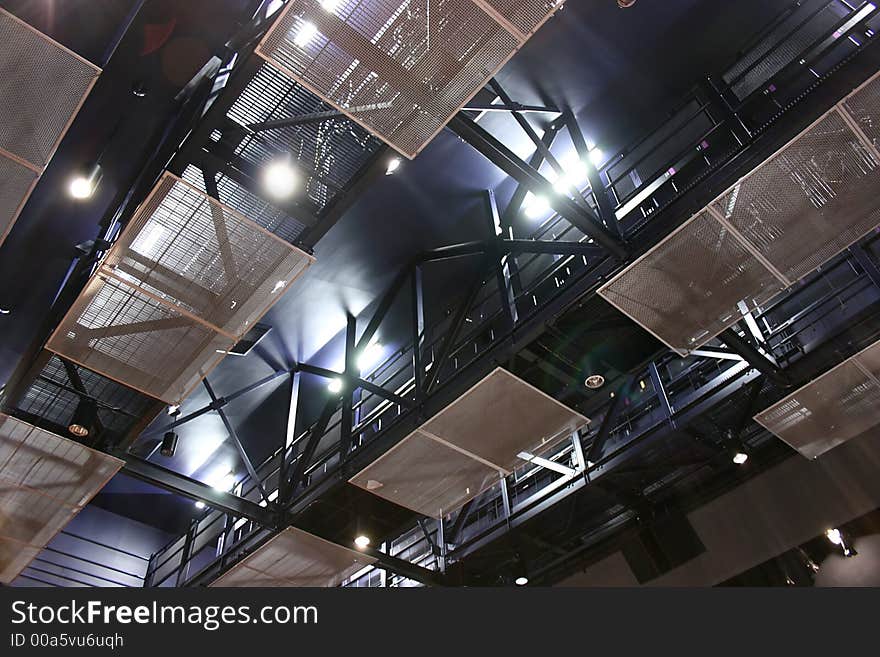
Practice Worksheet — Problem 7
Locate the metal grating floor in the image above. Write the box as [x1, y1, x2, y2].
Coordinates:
[255, 0, 562, 158]
[227, 62, 382, 212]
[210, 527, 376, 587]
[600, 70, 880, 355]
[47, 173, 314, 403]
[0, 414, 122, 584]
[754, 339, 880, 459]
[350, 368, 588, 518]
[0, 8, 100, 246]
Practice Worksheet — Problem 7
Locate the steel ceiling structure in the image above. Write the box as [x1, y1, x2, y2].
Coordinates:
[1, 0, 880, 588]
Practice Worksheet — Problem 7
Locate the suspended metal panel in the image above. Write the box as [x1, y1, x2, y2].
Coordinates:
[0, 414, 123, 584]
[256, 0, 562, 158]
[599, 211, 785, 354]
[713, 111, 880, 282]
[0, 151, 38, 245]
[600, 70, 880, 355]
[421, 367, 588, 471]
[210, 527, 376, 587]
[351, 369, 586, 518]
[47, 173, 314, 403]
[0, 8, 101, 246]
[349, 429, 503, 519]
[754, 339, 880, 459]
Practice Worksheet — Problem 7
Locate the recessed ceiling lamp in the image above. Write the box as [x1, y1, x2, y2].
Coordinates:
[262, 154, 298, 200]
[69, 163, 102, 200]
[584, 374, 605, 389]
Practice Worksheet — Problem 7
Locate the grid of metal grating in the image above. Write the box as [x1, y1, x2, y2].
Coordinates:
[255, 0, 562, 158]
[15, 355, 156, 437]
[227, 62, 382, 211]
[210, 527, 376, 587]
[181, 164, 308, 245]
[754, 339, 880, 459]
[0, 414, 122, 584]
[600, 70, 880, 355]
[46, 173, 314, 403]
[0, 8, 101, 246]
[351, 368, 588, 518]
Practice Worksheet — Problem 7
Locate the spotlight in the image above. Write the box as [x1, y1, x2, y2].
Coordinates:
[588, 147, 605, 167]
[385, 157, 401, 175]
[327, 378, 343, 394]
[167, 404, 180, 415]
[514, 576, 529, 586]
[68, 398, 98, 438]
[160, 431, 179, 458]
[357, 341, 384, 371]
[354, 535, 371, 549]
[826, 528, 857, 557]
[732, 451, 749, 465]
[523, 192, 551, 219]
[68, 163, 102, 200]
[293, 20, 318, 48]
[194, 501, 206, 510]
[584, 374, 605, 389]
[553, 156, 588, 193]
[212, 471, 236, 492]
[262, 154, 298, 200]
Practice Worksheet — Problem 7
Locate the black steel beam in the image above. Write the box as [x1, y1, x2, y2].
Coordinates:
[448, 113, 627, 260]
[203, 379, 271, 504]
[501, 239, 605, 258]
[720, 328, 791, 388]
[118, 455, 277, 525]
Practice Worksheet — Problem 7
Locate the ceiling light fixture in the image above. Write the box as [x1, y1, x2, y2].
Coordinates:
[523, 192, 551, 219]
[588, 147, 605, 167]
[68, 163, 102, 200]
[194, 501, 206, 510]
[732, 451, 749, 465]
[385, 157, 401, 175]
[68, 398, 98, 438]
[354, 535, 371, 549]
[293, 20, 318, 48]
[211, 470, 236, 492]
[826, 527, 857, 557]
[328, 378, 343, 394]
[585, 374, 605, 389]
[357, 341, 384, 371]
[514, 576, 529, 586]
[262, 154, 298, 200]
[160, 431, 179, 458]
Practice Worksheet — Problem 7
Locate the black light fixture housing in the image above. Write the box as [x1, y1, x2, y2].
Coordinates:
[68, 398, 98, 438]
[160, 431, 179, 457]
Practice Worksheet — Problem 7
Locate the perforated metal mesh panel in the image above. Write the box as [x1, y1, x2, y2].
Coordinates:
[210, 527, 376, 587]
[0, 150, 38, 244]
[0, 414, 122, 584]
[841, 69, 880, 152]
[601, 71, 880, 355]
[599, 211, 785, 354]
[352, 369, 587, 517]
[713, 111, 880, 282]
[350, 429, 503, 518]
[182, 165, 308, 244]
[47, 174, 314, 403]
[0, 9, 100, 246]
[0, 9, 100, 169]
[256, 0, 560, 158]
[421, 367, 588, 471]
[754, 340, 880, 459]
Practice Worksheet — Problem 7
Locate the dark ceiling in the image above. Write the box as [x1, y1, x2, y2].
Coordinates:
[0, 0, 798, 530]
